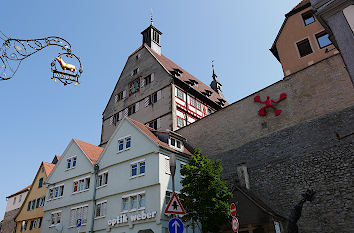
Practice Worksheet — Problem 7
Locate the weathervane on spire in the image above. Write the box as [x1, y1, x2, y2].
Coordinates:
[212, 60, 218, 81]
[150, 9, 154, 26]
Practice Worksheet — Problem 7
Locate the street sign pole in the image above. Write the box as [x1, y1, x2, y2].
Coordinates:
[169, 154, 177, 220]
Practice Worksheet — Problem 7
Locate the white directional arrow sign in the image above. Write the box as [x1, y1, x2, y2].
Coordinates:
[168, 218, 183, 233]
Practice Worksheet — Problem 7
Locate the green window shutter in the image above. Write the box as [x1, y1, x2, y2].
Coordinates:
[39, 217, 42, 228]
[36, 198, 40, 208]
[29, 220, 33, 230]
[27, 201, 31, 210]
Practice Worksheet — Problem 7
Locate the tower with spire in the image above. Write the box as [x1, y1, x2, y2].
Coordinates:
[100, 19, 227, 146]
[141, 14, 162, 55]
[210, 61, 225, 99]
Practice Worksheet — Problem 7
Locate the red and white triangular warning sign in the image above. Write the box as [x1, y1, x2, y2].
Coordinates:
[164, 192, 186, 215]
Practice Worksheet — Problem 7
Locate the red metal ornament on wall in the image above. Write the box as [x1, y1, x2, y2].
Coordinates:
[254, 93, 287, 116]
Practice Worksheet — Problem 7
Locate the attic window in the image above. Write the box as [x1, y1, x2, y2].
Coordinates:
[171, 68, 183, 77]
[302, 12, 315, 26]
[169, 137, 183, 151]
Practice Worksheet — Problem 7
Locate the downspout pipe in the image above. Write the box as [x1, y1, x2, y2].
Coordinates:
[90, 164, 99, 233]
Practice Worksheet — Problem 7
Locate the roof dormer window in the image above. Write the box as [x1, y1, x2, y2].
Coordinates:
[169, 137, 183, 151]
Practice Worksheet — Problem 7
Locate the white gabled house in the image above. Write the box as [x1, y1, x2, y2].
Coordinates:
[42, 117, 196, 233]
[42, 138, 103, 233]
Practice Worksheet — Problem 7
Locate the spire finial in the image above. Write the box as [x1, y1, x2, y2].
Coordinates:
[150, 9, 154, 26]
[212, 60, 218, 81]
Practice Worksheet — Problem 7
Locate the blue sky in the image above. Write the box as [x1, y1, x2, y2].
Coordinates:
[0, 0, 301, 216]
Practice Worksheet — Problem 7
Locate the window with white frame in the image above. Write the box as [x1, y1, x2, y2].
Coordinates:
[121, 192, 145, 212]
[131, 160, 145, 177]
[118, 136, 131, 152]
[95, 201, 107, 218]
[97, 171, 108, 187]
[177, 88, 184, 100]
[66, 156, 77, 169]
[50, 211, 61, 226]
[48, 185, 64, 200]
[70, 205, 88, 227]
[39, 197, 45, 207]
[169, 137, 183, 150]
[73, 177, 90, 193]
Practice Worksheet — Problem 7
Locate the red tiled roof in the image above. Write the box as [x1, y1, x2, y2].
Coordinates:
[6, 185, 31, 199]
[43, 162, 56, 176]
[127, 118, 193, 156]
[74, 139, 104, 164]
[141, 44, 226, 105]
[292, 0, 310, 11]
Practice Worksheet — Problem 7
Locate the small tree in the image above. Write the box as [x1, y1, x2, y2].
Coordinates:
[180, 148, 232, 233]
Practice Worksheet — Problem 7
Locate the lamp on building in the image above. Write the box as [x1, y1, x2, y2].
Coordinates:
[43, 181, 55, 187]
[169, 154, 176, 192]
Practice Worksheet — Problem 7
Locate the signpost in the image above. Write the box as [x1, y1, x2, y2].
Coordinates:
[230, 203, 237, 217]
[232, 217, 239, 232]
[164, 192, 186, 216]
[76, 219, 82, 233]
[168, 218, 184, 233]
[230, 203, 239, 232]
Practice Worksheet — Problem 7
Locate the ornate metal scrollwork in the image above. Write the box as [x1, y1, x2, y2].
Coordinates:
[0, 31, 82, 85]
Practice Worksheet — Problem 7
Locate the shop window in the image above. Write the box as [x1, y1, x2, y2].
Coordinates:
[316, 31, 332, 48]
[122, 198, 129, 212]
[121, 192, 146, 212]
[302, 12, 315, 25]
[296, 39, 313, 57]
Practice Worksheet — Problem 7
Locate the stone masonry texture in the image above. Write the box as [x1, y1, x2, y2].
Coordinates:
[176, 54, 354, 157]
[216, 105, 354, 233]
[1, 208, 19, 233]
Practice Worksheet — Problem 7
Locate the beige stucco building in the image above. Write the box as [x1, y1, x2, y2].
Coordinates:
[270, 0, 338, 76]
[15, 161, 56, 233]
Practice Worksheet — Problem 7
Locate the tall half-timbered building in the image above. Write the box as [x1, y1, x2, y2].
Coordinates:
[100, 22, 227, 146]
